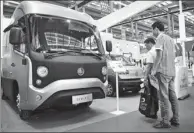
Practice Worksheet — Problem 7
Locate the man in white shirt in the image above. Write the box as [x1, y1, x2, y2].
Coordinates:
[143, 38, 159, 119]
[144, 38, 156, 81]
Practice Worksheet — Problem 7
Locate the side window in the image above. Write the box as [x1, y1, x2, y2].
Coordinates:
[13, 17, 27, 53]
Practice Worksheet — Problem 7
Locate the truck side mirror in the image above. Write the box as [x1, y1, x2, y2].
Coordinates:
[106, 40, 112, 53]
[9, 27, 22, 46]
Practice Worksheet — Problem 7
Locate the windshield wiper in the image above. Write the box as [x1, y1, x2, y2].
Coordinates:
[44, 50, 83, 59]
[43, 49, 103, 60]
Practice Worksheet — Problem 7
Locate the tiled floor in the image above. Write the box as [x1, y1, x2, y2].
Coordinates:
[1, 91, 141, 132]
[69, 87, 194, 132]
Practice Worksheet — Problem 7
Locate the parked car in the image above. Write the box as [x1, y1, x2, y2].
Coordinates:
[106, 54, 144, 97]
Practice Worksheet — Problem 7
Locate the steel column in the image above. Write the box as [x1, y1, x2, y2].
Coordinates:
[179, 0, 186, 67]
[135, 22, 138, 38]
[171, 15, 175, 36]
[82, 7, 85, 13]
[167, 9, 172, 33]
[131, 21, 134, 38]
[109, 1, 113, 12]
[0, 1, 3, 132]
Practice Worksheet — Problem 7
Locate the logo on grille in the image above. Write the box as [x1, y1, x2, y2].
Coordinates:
[135, 72, 138, 76]
[126, 70, 129, 74]
[77, 67, 85, 76]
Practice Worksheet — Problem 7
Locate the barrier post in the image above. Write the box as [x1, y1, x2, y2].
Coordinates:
[116, 72, 119, 112]
[110, 64, 126, 115]
[0, 1, 3, 132]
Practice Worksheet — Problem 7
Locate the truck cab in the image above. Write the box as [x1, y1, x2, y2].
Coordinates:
[1, 1, 111, 120]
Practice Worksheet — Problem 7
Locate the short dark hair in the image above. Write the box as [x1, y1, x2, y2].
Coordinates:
[144, 38, 155, 45]
[152, 21, 165, 31]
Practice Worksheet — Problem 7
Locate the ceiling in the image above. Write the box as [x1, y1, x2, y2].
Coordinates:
[3, 0, 194, 42]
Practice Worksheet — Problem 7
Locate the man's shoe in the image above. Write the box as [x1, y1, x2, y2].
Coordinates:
[150, 115, 158, 119]
[170, 119, 180, 127]
[153, 121, 171, 129]
[145, 115, 157, 119]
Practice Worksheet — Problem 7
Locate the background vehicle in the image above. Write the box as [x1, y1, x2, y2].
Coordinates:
[106, 54, 144, 97]
[1, 1, 111, 120]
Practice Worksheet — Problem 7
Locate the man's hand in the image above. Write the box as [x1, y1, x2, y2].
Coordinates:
[151, 69, 157, 76]
[143, 77, 148, 85]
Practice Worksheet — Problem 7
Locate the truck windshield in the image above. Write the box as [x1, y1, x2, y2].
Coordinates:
[30, 15, 104, 55]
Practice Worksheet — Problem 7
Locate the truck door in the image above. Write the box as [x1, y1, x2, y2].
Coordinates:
[10, 17, 29, 105]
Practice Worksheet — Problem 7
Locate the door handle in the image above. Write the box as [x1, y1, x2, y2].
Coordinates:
[11, 63, 16, 67]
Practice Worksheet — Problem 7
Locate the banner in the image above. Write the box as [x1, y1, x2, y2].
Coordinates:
[174, 66, 189, 99]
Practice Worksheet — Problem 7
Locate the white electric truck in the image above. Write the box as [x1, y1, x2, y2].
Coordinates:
[1, 1, 112, 120]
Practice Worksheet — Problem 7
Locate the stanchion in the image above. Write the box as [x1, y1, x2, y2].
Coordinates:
[111, 72, 125, 115]
[0, 1, 3, 131]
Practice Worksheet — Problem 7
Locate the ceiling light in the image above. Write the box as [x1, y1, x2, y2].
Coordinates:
[162, 2, 168, 6]
[66, 20, 71, 23]
[157, 4, 162, 7]
[166, 1, 172, 4]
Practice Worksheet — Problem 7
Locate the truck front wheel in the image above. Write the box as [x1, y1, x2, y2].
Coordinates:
[19, 110, 32, 120]
[132, 87, 141, 94]
[16, 93, 32, 120]
[1, 92, 8, 100]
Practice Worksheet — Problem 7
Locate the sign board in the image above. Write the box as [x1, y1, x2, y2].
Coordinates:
[174, 66, 189, 99]
[110, 61, 126, 73]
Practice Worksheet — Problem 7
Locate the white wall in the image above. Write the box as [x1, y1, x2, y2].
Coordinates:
[2, 17, 11, 58]
[100, 32, 141, 60]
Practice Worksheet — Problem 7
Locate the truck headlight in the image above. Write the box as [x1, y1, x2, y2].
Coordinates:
[102, 66, 107, 75]
[141, 78, 144, 82]
[37, 66, 48, 78]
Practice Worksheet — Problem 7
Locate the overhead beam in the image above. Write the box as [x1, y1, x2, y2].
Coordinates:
[96, 1, 161, 31]
[111, 7, 194, 28]
[137, 3, 176, 17]
[71, 0, 92, 9]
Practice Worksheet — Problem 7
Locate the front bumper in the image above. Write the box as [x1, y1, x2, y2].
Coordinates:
[119, 79, 142, 90]
[21, 78, 108, 110]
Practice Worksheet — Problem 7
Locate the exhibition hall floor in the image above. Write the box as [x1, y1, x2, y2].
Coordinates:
[2, 87, 194, 132]
[1, 91, 141, 132]
[69, 86, 194, 132]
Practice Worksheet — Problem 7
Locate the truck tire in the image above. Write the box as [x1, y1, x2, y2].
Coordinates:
[1, 87, 8, 100]
[106, 82, 116, 97]
[1, 92, 8, 100]
[16, 92, 32, 120]
[132, 87, 141, 94]
[19, 110, 32, 120]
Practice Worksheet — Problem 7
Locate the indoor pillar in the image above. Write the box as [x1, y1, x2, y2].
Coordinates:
[131, 21, 134, 38]
[135, 22, 138, 39]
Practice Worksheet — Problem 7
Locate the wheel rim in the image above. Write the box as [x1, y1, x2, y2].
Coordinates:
[16, 94, 21, 111]
[107, 83, 114, 96]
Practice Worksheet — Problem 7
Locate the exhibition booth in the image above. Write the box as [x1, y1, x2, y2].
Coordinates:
[1, 0, 194, 132]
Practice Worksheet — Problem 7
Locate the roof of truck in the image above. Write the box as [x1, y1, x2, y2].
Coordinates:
[12, 1, 96, 26]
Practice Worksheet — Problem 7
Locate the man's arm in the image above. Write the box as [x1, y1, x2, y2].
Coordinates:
[151, 35, 164, 75]
[144, 63, 153, 80]
[152, 50, 162, 73]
